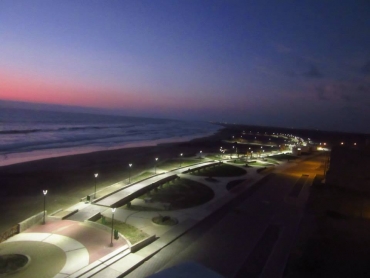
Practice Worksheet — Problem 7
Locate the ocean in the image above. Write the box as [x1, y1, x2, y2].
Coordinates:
[0, 107, 221, 166]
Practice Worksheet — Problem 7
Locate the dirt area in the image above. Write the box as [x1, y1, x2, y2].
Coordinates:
[284, 175, 370, 277]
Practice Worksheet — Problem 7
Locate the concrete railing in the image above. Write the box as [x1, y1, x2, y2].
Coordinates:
[130, 234, 157, 253]
[0, 224, 19, 243]
[18, 211, 45, 233]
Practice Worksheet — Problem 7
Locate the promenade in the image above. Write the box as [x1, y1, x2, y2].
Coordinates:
[0, 152, 323, 277]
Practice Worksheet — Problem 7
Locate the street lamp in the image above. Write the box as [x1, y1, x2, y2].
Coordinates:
[199, 150, 202, 158]
[110, 208, 116, 247]
[94, 173, 98, 199]
[155, 158, 158, 174]
[179, 153, 183, 167]
[128, 164, 132, 183]
[43, 190, 48, 224]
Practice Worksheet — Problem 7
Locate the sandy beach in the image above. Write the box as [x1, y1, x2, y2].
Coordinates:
[0, 127, 231, 233]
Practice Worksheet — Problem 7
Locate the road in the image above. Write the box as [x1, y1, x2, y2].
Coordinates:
[125, 153, 326, 278]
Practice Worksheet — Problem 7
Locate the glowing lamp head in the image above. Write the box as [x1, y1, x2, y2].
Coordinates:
[129, 164, 132, 167]
[43, 190, 48, 195]
[94, 173, 98, 178]
[111, 208, 116, 213]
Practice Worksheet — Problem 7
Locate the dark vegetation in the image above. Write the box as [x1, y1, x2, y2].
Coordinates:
[191, 164, 246, 177]
[133, 178, 214, 210]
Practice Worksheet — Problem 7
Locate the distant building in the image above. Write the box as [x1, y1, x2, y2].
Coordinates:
[326, 146, 370, 192]
[291, 145, 312, 155]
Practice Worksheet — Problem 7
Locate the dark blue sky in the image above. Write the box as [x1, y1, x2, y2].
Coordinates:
[1, 1, 370, 133]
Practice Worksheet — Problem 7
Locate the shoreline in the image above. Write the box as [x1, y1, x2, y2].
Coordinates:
[0, 128, 222, 168]
[0, 127, 229, 233]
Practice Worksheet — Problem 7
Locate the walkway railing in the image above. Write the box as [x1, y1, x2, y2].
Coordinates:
[0, 224, 19, 243]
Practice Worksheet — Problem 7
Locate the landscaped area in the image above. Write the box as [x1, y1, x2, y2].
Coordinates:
[228, 159, 247, 165]
[97, 217, 149, 244]
[247, 161, 275, 167]
[129, 178, 214, 210]
[0, 254, 29, 274]
[191, 164, 247, 177]
[269, 154, 298, 161]
[130, 171, 156, 184]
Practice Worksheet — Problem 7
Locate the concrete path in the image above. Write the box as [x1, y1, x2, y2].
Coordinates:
[94, 161, 220, 208]
[0, 219, 129, 277]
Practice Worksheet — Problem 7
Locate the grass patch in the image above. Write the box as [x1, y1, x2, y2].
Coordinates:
[130, 171, 154, 183]
[205, 154, 222, 160]
[191, 164, 246, 177]
[98, 217, 149, 244]
[130, 178, 214, 210]
[269, 154, 297, 161]
[248, 161, 274, 167]
[284, 176, 370, 277]
[158, 159, 203, 170]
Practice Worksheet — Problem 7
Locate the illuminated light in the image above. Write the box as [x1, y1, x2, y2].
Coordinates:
[128, 164, 133, 183]
[341, 142, 344, 145]
[354, 143, 357, 145]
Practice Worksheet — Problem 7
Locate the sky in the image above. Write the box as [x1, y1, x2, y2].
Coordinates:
[1, 0, 370, 133]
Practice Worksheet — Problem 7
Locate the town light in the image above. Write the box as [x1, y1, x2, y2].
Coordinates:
[43, 190, 48, 224]
[155, 158, 158, 174]
[110, 208, 116, 247]
[129, 164, 132, 183]
[94, 173, 98, 199]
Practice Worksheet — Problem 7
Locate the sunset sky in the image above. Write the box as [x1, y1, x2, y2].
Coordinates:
[1, 1, 370, 133]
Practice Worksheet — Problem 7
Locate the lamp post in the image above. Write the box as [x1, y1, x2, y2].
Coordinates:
[129, 164, 132, 183]
[43, 190, 48, 224]
[199, 150, 202, 158]
[232, 146, 237, 158]
[179, 153, 183, 168]
[94, 173, 98, 199]
[155, 158, 158, 174]
[110, 208, 116, 247]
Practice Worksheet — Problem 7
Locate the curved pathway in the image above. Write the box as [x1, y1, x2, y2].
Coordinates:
[0, 219, 129, 277]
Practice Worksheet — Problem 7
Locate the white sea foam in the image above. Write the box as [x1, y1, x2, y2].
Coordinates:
[0, 107, 220, 166]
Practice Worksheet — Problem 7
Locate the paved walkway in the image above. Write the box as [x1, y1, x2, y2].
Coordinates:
[94, 161, 219, 208]
[1, 218, 129, 277]
[0, 152, 297, 278]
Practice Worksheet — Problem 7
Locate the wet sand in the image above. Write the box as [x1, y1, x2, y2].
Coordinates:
[0, 127, 231, 233]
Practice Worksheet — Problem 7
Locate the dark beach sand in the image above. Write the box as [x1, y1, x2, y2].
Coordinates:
[0, 127, 232, 233]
